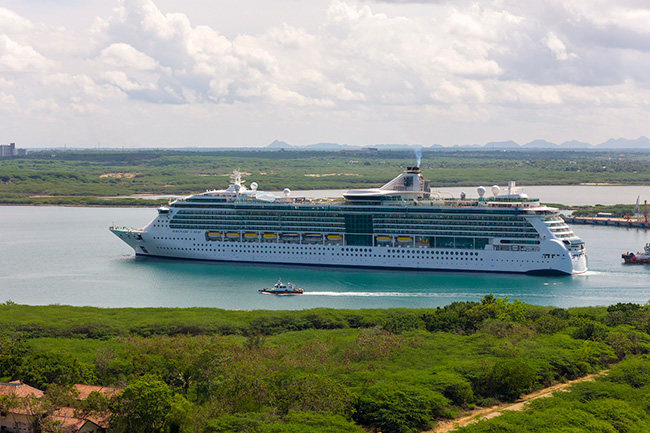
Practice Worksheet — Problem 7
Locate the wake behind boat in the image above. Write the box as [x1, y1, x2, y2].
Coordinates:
[259, 279, 304, 295]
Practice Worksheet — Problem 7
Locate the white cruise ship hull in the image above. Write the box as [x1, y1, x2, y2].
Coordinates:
[110, 168, 588, 276]
[112, 227, 587, 275]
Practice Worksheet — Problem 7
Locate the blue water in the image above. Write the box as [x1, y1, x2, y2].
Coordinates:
[0, 206, 649, 309]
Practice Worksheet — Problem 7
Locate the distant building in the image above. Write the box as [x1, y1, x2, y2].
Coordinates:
[0, 143, 26, 158]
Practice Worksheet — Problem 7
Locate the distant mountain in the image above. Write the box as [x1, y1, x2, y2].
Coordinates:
[595, 136, 650, 149]
[483, 140, 520, 149]
[559, 140, 592, 149]
[522, 140, 558, 148]
[304, 142, 351, 150]
[267, 139, 292, 149]
[373, 143, 421, 150]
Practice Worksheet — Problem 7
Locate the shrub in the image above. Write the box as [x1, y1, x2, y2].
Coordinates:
[354, 383, 448, 433]
[382, 312, 424, 334]
[430, 371, 474, 406]
[264, 412, 365, 433]
[607, 357, 650, 388]
[273, 373, 355, 417]
[572, 320, 609, 342]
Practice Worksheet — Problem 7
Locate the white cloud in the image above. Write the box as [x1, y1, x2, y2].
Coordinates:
[1, 0, 650, 148]
[0, 7, 34, 33]
[0, 34, 54, 72]
[542, 32, 577, 61]
[99, 43, 160, 70]
[0, 91, 18, 112]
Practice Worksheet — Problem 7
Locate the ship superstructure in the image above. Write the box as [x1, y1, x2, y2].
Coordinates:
[111, 168, 587, 275]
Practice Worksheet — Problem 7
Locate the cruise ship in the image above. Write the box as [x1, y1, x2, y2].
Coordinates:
[110, 168, 587, 275]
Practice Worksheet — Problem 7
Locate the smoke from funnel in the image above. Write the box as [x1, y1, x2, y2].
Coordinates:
[414, 147, 422, 167]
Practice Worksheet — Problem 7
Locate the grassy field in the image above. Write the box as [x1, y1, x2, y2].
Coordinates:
[1, 149, 650, 207]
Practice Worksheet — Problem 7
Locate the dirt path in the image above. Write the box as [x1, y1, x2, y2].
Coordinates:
[428, 370, 609, 433]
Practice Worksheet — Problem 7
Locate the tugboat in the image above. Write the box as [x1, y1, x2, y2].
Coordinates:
[259, 279, 304, 295]
[622, 243, 650, 264]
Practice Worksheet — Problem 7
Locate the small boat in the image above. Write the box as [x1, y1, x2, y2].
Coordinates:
[244, 232, 258, 240]
[376, 235, 392, 243]
[263, 233, 278, 239]
[622, 243, 650, 264]
[226, 232, 240, 239]
[396, 236, 413, 243]
[326, 234, 342, 240]
[259, 279, 304, 295]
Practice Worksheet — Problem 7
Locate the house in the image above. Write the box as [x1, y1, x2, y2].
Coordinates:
[0, 381, 44, 433]
[46, 408, 103, 433]
[0, 382, 118, 433]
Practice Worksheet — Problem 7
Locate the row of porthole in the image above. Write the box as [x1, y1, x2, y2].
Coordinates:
[155, 246, 485, 261]
[156, 242, 486, 258]
[158, 247, 326, 255]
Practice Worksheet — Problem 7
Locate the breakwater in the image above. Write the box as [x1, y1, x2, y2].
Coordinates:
[564, 216, 649, 229]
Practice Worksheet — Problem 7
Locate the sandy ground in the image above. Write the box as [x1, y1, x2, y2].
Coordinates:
[428, 370, 609, 433]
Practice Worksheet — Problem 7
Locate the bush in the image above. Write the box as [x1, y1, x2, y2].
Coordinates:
[607, 357, 650, 388]
[206, 412, 267, 433]
[264, 412, 365, 433]
[572, 320, 609, 342]
[430, 371, 474, 406]
[354, 383, 448, 433]
[273, 373, 355, 417]
[17, 352, 95, 390]
[382, 312, 424, 334]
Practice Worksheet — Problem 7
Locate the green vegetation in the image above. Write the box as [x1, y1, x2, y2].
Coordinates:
[570, 204, 639, 218]
[2, 298, 650, 432]
[457, 357, 650, 432]
[2, 150, 649, 206]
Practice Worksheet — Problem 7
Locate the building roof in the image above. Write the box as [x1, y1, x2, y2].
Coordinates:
[52, 406, 109, 430]
[73, 384, 120, 400]
[47, 409, 101, 433]
[0, 380, 44, 398]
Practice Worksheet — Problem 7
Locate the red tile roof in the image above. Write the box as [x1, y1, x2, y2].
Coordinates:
[73, 384, 120, 400]
[52, 406, 109, 429]
[0, 380, 44, 398]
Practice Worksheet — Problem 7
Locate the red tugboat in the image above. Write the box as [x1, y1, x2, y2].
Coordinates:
[259, 279, 304, 295]
[622, 243, 650, 264]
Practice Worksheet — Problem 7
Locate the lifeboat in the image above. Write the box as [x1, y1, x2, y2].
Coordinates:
[205, 231, 222, 241]
[396, 236, 413, 243]
[376, 235, 392, 243]
[263, 233, 278, 239]
[226, 232, 240, 240]
[303, 233, 323, 242]
[326, 234, 342, 240]
[282, 233, 300, 242]
[244, 232, 258, 241]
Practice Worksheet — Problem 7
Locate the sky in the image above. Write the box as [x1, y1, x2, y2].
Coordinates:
[1, 0, 650, 149]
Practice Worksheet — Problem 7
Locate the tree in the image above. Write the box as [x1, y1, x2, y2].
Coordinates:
[17, 352, 94, 390]
[111, 377, 174, 433]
